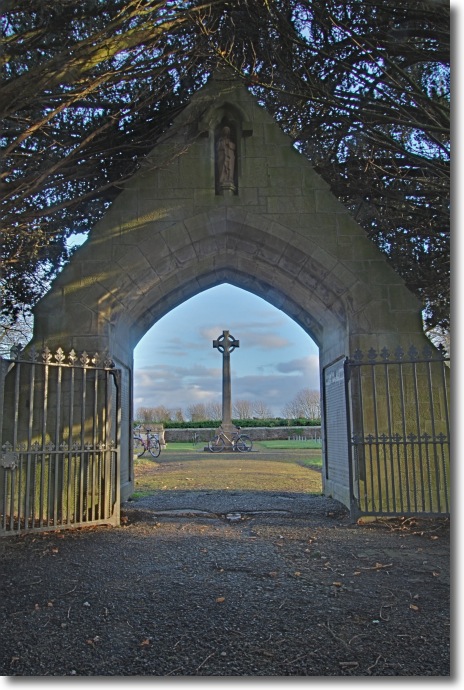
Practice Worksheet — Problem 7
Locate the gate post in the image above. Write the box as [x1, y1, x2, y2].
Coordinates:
[343, 357, 361, 521]
[322, 357, 351, 511]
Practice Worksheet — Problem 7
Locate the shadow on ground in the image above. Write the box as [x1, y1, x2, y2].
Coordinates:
[0, 491, 450, 677]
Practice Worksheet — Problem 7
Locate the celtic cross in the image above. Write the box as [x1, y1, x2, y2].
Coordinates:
[213, 330, 239, 432]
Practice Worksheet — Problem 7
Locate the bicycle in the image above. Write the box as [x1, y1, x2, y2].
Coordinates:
[133, 426, 161, 458]
[208, 427, 253, 453]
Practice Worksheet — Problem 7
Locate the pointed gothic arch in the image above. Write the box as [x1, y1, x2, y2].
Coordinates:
[26, 71, 441, 511]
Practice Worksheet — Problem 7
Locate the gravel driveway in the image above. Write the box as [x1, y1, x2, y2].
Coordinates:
[0, 488, 450, 677]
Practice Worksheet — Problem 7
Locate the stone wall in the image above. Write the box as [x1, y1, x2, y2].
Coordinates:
[164, 426, 322, 444]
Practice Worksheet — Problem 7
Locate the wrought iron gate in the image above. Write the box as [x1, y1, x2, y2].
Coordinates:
[345, 345, 450, 520]
[0, 347, 121, 536]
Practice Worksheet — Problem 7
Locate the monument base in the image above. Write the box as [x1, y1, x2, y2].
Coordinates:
[220, 422, 239, 450]
[204, 422, 239, 452]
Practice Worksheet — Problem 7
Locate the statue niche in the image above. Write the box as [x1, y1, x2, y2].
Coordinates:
[215, 123, 237, 194]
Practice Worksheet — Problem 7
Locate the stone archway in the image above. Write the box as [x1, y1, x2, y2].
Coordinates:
[29, 70, 434, 507]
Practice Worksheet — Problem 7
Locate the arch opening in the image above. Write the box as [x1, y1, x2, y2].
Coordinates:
[133, 283, 320, 422]
[132, 282, 323, 495]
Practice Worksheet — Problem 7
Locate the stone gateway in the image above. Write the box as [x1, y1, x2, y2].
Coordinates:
[18, 70, 447, 515]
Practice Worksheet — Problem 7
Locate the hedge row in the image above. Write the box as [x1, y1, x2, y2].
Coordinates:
[134, 418, 321, 429]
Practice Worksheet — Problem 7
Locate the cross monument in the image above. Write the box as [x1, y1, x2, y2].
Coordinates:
[213, 330, 240, 443]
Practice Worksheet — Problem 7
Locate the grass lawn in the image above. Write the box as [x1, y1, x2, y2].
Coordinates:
[160, 439, 321, 453]
[132, 440, 323, 497]
[255, 439, 322, 450]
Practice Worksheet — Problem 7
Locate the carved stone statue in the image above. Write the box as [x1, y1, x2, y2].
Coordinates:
[216, 126, 236, 190]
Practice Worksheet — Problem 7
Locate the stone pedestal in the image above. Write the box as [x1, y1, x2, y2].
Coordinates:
[220, 182, 236, 195]
[219, 423, 239, 450]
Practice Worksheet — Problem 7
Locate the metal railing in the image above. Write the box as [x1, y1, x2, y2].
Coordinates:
[1, 346, 121, 536]
[345, 345, 450, 519]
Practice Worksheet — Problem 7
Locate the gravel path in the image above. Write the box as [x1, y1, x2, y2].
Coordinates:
[0, 490, 450, 677]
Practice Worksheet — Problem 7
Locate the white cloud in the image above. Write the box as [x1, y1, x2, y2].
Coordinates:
[199, 316, 292, 351]
[134, 361, 319, 417]
[133, 284, 320, 417]
[276, 355, 319, 377]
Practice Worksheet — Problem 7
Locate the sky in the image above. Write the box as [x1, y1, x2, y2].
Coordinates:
[133, 283, 320, 419]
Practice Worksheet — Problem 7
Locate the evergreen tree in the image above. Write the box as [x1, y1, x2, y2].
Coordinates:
[1, 1, 449, 333]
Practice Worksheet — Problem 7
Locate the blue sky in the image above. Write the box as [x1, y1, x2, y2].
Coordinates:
[134, 283, 320, 418]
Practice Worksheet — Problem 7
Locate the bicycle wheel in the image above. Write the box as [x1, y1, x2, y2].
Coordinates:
[208, 436, 225, 452]
[134, 436, 145, 457]
[148, 436, 161, 458]
[236, 435, 252, 452]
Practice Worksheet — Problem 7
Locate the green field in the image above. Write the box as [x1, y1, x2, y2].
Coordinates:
[160, 439, 321, 452]
[132, 440, 323, 497]
[254, 439, 322, 450]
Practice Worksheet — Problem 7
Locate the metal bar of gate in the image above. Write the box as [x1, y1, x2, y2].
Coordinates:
[26, 358, 35, 528]
[369, 361, 380, 512]
[94, 368, 99, 521]
[67, 364, 75, 526]
[425, 359, 440, 513]
[42, 360, 49, 528]
[411, 360, 426, 511]
[397, 357, 411, 513]
[383, 359, 397, 512]
[54, 363, 62, 525]
[113, 368, 121, 524]
[439, 360, 450, 513]
[344, 358, 356, 518]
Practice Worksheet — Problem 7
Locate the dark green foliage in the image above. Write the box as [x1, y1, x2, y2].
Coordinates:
[136, 418, 321, 429]
[1, 0, 449, 331]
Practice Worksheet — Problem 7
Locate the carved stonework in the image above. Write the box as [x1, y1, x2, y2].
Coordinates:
[215, 124, 237, 193]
